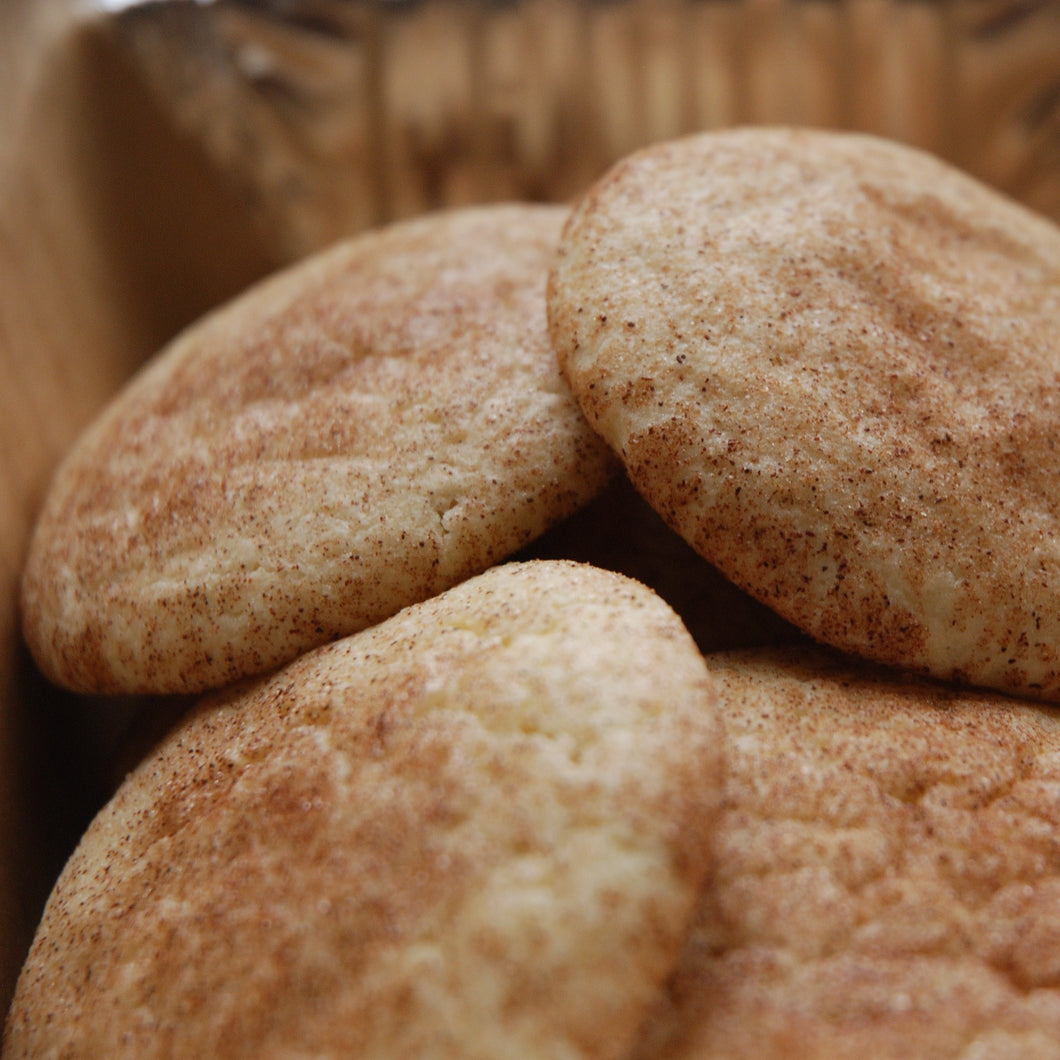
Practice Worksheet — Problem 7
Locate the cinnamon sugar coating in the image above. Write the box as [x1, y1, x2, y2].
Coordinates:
[22, 204, 614, 695]
[630, 646, 1060, 1059]
[4, 561, 724, 1059]
[549, 127, 1060, 700]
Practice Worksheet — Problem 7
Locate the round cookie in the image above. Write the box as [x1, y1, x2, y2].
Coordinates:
[629, 646, 1060, 1060]
[3, 560, 725, 1060]
[22, 203, 615, 695]
[548, 126, 1060, 701]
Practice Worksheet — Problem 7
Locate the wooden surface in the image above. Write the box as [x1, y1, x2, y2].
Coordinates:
[115, 0, 1060, 261]
[0, 0, 277, 1015]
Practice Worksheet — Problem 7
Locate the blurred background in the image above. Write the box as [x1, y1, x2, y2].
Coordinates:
[2, 0, 1059, 1019]
[105, 0, 1060, 267]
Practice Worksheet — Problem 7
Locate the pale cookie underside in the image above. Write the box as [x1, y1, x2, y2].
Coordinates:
[23, 203, 614, 695]
[629, 646, 1060, 1060]
[548, 126, 1060, 701]
[5, 560, 724, 1060]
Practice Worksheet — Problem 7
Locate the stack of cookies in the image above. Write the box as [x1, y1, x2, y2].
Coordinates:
[7, 127, 1060, 1058]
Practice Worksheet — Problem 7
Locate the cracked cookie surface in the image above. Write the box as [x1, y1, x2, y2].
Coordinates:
[4, 560, 724, 1060]
[22, 204, 614, 694]
[629, 645, 1060, 1060]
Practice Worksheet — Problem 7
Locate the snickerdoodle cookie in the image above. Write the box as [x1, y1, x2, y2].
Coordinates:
[549, 127, 1060, 700]
[23, 204, 614, 694]
[4, 560, 723, 1059]
[631, 646, 1060, 1060]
